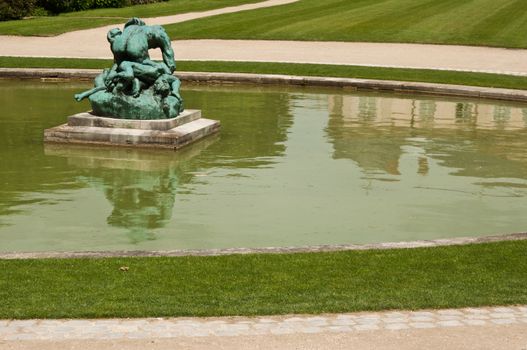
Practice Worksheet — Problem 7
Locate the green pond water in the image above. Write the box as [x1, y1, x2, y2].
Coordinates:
[1, 79, 527, 252]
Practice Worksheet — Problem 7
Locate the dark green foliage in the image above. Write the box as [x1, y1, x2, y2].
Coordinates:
[36, 0, 167, 14]
[0, 0, 36, 20]
[38, 0, 124, 14]
[129, 0, 169, 4]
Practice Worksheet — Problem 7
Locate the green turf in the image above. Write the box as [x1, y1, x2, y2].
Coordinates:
[0, 0, 259, 36]
[1, 241, 526, 319]
[166, 0, 527, 48]
[2, 56, 527, 91]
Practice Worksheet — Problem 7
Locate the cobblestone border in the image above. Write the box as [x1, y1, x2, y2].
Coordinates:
[1, 306, 526, 340]
[2, 68, 527, 102]
[1, 232, 526, 260]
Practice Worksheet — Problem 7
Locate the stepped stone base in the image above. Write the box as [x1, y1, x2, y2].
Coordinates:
[44, 110, 220, 149]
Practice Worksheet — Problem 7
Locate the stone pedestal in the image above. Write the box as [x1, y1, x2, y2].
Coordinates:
[44, 110, 220, 149]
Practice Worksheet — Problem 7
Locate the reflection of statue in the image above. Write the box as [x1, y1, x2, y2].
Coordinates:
[44, 138, 217, 244]
[103, 170, 177, 244]
[75, 18, 183, 120]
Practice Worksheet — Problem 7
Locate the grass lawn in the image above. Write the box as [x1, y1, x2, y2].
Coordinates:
[167, 0, 527, 48]
[0, 0, 259, 36]
[1, 240, 526, 319]
[2, 57, 527, 91]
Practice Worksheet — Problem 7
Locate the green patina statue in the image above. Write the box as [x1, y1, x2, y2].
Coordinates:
[75, 18, 184, 120]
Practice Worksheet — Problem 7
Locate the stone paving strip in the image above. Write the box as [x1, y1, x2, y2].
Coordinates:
[0, 231, 525, 260]
[1, 306, 527, 341]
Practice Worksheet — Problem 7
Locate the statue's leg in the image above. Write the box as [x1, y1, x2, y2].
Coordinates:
[94, 69, 109, 88]
[143, 59, 171, 75]
[170, 78, 182, 102]
[74, 89, 96, 102]
[129, 62, 163, 85]
[117, 62, 135, 82]
[74, 70, 109, 101]
[131, 78, 141, 97]
[110, 62, 140, 94]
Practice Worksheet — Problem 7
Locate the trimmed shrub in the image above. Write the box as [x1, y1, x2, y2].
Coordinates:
[0, 0, 36, 20]
[37, 0, 107, 14]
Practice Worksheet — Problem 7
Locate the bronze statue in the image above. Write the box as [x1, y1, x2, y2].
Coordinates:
[75, 18, 183, 120]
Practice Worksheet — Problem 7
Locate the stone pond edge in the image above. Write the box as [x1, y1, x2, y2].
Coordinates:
[1, 232, 526, 260]
[1, 68, 527, 258]
[2, 68, 527, 102]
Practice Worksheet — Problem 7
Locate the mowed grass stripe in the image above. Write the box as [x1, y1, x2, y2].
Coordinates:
[167, 0, 527, 48]
[0, 241, 526, 319]
[0, 0, 260, 36]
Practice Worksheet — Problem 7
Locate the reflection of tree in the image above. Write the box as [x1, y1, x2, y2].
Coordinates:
[419, 128, 527, 180]
[326, 94, 527, 180]
[183, 85, 293, 168]
[0, 81, 89, 223]
[419, 100, 436, 122]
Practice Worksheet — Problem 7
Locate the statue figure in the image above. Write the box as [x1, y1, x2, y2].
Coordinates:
[75, 18, 184, 120]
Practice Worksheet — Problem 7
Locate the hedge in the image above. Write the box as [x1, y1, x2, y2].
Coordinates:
[0, 0, 36, 20]
[0, 0, 168, 19]
[38, 0, 169, 14]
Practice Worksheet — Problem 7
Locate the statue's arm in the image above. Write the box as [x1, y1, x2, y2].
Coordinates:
[155, 27, 176, 73]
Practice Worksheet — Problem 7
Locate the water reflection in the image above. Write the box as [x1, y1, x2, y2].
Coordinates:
[44, 139, 217, 243]
[0, 81, 90, 225]
[3, 80, 527, 251]
[0, 81, 294, 240]
[183, 86, 293, 168]
[326, 94, 527, 181]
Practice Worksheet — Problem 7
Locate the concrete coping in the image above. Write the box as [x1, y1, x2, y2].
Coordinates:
[0, 232, 526, 260]
[1, 68, 527, 103]
[68, 110, 202, 130]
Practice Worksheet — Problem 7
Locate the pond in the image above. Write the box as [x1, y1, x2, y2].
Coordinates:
[1, 79, 527, 252]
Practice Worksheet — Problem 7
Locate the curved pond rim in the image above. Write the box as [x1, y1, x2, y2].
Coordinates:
[1, 232, 526, 260]
[1, 68, 527, 103]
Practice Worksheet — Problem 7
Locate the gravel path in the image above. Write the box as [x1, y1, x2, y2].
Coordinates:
[1, 0, 527, 76]
[1, 306, 526, 349]
[0, 0, 298, 60]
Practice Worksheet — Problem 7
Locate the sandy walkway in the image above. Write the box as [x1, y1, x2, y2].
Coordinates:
[3, 325, 527, 350]
[173, 40, 527, 76]
[1, 0, 527, 75]
[0, 0, 298, 59]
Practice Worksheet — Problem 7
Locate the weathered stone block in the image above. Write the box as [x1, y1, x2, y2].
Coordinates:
[44, 110, 219, 150]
